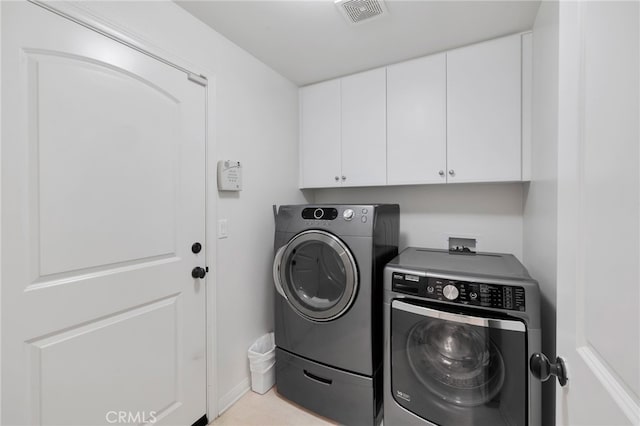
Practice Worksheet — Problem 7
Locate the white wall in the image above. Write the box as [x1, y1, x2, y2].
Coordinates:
[65, 0, 308, 415]
[212, 39, 310, 412]
[523, 1, 559, 425]
[315, 183, 524, 259]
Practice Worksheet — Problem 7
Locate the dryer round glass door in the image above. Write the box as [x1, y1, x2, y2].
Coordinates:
[275, 230, 358, 322]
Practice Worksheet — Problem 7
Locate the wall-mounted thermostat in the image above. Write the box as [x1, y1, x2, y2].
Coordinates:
[217, 160, 242, 191]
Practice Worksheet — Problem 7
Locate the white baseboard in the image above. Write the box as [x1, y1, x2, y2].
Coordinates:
[217, 377, 251, 416]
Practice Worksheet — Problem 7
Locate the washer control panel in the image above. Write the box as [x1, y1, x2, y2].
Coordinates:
[392, 272, 526, 311]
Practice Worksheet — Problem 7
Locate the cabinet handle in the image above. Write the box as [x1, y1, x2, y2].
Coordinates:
[341, 176, 346, 181]
[448, 170, 455, 176]
[334, 176, 339, 181]
[439, 170, 445, 177]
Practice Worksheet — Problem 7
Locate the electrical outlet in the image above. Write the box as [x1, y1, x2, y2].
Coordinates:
[218, 219, 228, 239]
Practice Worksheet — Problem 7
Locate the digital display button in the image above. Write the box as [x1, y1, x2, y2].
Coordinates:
[301, 208, 338, 220]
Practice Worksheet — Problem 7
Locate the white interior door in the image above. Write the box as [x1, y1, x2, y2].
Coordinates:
[2, 2, 207, 425]
[556, 1, 639, 425]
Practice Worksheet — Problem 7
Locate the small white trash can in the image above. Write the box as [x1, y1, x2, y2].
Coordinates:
[248, 332, 275, 394]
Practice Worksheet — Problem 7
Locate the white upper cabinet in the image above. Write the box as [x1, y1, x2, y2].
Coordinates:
[387, 53, 447, 185]
[299, 79, 342, 188]
[446, 34, 522, 183]
[341, 68, 387, 187]
[299, 33, 529, 189]
[299, 69, 386, 188]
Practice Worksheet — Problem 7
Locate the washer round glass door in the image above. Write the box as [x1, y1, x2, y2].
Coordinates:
[274, 230, 358, 322]
[406, 319, 505, 407]
[390, 299, 528, 426]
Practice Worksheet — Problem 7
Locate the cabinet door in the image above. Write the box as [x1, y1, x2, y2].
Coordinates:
[387, 53, 447, 185]
[447, 34, 522, 183]
[341, 68, 387, 187]
[299, 80, 341, 188]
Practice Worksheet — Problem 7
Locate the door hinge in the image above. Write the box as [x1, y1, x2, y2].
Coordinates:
[188, 73, 207, 87]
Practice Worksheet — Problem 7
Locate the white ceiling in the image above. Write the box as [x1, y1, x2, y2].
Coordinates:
[176, 0, 541, 86]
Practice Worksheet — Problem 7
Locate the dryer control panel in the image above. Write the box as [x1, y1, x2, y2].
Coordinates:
[392, 272, 526, 312]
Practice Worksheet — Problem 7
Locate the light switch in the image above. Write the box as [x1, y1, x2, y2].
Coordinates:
[218, 219, 228, 239]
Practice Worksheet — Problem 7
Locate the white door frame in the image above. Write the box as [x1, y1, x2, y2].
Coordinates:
[0, 0, 219, 420]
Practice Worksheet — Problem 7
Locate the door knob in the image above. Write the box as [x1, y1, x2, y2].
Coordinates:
[530, 353, 568, 386]
[439, 170, 445, 177]
[448, 169, 455, 176]
[191, 267, 206, 279]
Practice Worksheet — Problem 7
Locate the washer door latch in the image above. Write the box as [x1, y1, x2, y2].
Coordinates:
[530, 353, 568, 387]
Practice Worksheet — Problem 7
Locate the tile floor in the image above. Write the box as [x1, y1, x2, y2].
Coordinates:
[212, 387, 337, 426]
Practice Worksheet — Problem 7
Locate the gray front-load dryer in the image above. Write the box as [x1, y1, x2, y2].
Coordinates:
[273, 205, 399, 426]
[384, 247, 541, 426]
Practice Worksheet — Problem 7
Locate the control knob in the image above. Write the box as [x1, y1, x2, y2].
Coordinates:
[343, 209, 355, 221]
[443, 284, 459, 300]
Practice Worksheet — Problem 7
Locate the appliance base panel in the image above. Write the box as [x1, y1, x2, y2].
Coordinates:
[275, 348, 381, 426]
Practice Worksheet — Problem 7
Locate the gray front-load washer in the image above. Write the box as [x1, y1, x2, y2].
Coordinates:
[273, 205, 399, 426]
[384, 247, 541, 426]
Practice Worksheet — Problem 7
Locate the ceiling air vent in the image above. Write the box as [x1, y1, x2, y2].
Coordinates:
[335, 0, 388, 25]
